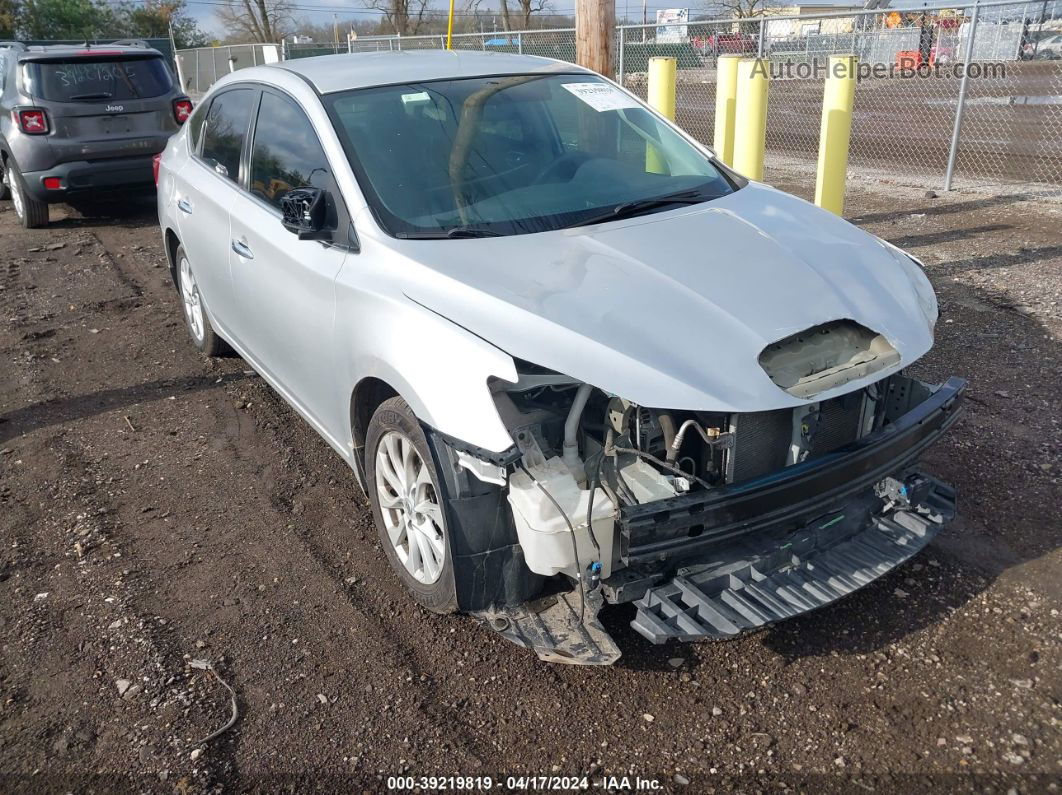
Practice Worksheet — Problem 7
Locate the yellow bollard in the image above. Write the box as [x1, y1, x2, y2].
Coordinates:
[713, 55, 742, 167]
[814, 55, 858, 216]
[732, 58, 769, 181]
[646, 57, 677, 174]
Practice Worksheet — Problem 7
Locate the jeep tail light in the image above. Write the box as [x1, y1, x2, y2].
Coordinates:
[152, 153, 162, 185]
[15, 108, 49, 135]
[173, 98, 193, 124]
[43, 177, 63, 190]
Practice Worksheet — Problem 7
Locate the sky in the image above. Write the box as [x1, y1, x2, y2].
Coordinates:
[185, 0, 1055, 41]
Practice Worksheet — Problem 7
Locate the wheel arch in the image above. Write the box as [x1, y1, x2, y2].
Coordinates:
[349, 375, 401, 487]
[164, 227, 181, 290]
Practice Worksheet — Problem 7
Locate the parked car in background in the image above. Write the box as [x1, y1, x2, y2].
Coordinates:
[1030, 33, 1062, 59]
[697, 33, 758, 55]
[0, 40, 192, 228]
[157, 51, 964, 665]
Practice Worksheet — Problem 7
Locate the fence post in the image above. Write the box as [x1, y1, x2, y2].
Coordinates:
[280, 38, 287, 61]
[618, 27, 625, 85]
[194, 49, 200, 94]
[943, 0, 980, 191]
[758, 18, 765, 57]
[518, 33, 523, 54]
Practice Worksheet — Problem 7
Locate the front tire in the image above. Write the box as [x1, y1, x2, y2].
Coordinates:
[365, 397, 459, 614]
[176, 244, 225, 356]
[8, 162, 49, 228]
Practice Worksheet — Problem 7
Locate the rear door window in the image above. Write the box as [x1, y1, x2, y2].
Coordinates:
[200, 89, 257, 183]
[23, 56, 173, 102]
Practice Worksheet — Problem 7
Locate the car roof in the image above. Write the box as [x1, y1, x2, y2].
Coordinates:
[274, 50, 592, 94]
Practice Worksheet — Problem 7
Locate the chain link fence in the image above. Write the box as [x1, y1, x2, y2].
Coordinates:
[614, 0, 1062, 193]
[178, 0, 1062, 193]
[175, 44, 280, 95]
[346, 28, 578, 63]
[282, 40, 348, 59]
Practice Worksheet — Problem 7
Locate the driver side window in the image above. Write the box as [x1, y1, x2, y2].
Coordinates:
[249, 91, 332, 210]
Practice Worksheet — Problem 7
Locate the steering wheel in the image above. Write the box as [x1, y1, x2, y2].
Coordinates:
[531, 150, 593, 185]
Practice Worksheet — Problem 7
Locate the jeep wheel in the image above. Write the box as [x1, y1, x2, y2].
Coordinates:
[8, 162, 49, 229]
[0, 159, 10, 201]
[366, 397, 459, 614]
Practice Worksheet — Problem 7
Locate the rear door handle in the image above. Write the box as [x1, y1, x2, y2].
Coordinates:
[177, 198, 192, 214]
[231, 239, 254, 260]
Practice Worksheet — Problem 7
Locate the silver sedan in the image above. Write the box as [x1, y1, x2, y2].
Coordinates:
[156, 51, 964, 665]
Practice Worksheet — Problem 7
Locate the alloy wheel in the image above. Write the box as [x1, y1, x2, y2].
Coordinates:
[179, 255, 205, 343]
[374, 430, 446, 585]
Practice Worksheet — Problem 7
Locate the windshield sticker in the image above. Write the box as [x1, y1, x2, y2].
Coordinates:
[401, 91, 431, 104]
[561, 82, 641, 112]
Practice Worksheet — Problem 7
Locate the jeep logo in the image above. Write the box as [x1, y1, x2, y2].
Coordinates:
[106, 104, 125, 113]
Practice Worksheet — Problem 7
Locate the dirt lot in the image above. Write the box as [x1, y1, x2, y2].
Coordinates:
[0, 180, 1059, 793]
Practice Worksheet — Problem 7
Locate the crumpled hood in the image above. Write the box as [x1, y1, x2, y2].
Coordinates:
[400, 183, 935, 412]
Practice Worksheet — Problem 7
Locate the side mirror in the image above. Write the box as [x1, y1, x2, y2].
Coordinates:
[281, 187, 332, 241]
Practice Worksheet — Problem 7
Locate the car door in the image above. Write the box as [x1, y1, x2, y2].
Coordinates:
[172, 87, 257, 340]
[227, 87, 351, 434]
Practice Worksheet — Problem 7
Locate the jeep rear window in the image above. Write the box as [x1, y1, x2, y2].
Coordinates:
[23, 56, 172, 102]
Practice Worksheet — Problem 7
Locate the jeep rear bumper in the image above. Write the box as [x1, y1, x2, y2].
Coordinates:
[23, 155, 157, 201]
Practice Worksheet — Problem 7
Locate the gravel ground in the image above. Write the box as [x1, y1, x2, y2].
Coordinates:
[0, 180, 1059, 793]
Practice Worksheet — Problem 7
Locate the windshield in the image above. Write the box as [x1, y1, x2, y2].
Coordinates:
[23, 56, 173, 102]
[324, 74, 736, 238]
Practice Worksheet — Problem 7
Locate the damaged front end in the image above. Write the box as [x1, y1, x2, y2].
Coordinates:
[428, 362, 964, 665]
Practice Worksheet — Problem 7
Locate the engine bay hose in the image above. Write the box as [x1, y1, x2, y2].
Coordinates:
[562, 383, 594, 479]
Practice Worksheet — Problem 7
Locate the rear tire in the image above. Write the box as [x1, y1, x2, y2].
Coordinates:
[8, 162, 49, 229]
[176, 244, 226, 357]
[365, 397, 459, 615]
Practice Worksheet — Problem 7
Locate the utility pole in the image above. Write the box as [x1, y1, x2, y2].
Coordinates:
[576, 0, 616, 78]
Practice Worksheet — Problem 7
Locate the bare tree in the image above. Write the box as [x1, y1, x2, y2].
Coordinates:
[515, 0, 549, 29]
[217, 0, 292, 43]
[702, 0, 778, 18]
[360, 0, 431, 35]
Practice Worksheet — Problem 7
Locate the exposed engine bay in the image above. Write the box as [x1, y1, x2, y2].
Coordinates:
[447, 359, 965, 665]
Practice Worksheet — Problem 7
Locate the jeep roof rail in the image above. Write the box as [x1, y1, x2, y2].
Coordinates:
[0, 41, 27, 51]
[109, 39, 151, 48]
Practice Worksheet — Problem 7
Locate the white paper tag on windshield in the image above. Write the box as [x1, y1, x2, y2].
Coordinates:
[561, 82, 641, 112]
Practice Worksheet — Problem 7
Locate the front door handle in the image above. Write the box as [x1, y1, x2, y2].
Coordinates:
[231, 238, 254, 260]
[177, 198, 192, 214]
